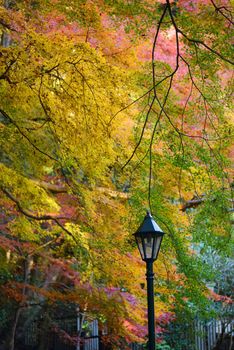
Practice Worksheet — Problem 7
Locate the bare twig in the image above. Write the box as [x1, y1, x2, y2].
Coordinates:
[210, 0, 234, 25]
[121, 95, 156, 169]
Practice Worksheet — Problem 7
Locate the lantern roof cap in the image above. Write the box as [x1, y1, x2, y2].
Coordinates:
[135, 210, 164, 235]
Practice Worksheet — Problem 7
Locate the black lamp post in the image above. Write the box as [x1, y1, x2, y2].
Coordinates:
[134, 211, 165, 350]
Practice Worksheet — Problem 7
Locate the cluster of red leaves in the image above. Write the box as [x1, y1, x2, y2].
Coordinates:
[209, 290, 233, 304]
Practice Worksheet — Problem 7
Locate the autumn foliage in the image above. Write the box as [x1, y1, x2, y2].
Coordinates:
[0, 0, 233, 349]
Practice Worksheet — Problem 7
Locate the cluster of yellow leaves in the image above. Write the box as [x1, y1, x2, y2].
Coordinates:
[0, 164, 59, 213]
[0, 31, 136, 180]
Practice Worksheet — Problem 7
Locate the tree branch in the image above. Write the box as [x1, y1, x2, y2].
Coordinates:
[0, 109, 57, 162]
[1, 187, 78, 242]
[166, 0, 234, 66]
[210, 0, 234, 25]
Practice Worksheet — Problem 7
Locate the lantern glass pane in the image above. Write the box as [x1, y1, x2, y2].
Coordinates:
[143, 234, 154, 259]
[152, 236, 162, 260]
[136, 236, 145, 260]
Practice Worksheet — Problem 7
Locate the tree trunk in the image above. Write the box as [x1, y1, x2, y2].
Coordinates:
[6, 257, 32, 350]
[7, 307, 22, 350]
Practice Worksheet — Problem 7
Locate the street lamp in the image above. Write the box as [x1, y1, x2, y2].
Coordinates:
[134, 211, 165, 350]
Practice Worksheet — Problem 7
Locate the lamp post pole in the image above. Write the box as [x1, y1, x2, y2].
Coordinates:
[134, 211, 165, 350]
[146, 261, 155, 350]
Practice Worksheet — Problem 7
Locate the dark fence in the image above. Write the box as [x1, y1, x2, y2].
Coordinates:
[166, 318, 233, 350]
[20, 317, 77, 350]
[19, 314, 233, 350]
[195, 318, 233, 350]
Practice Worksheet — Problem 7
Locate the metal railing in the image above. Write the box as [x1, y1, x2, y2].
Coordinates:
[20, 313, 233, 350]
